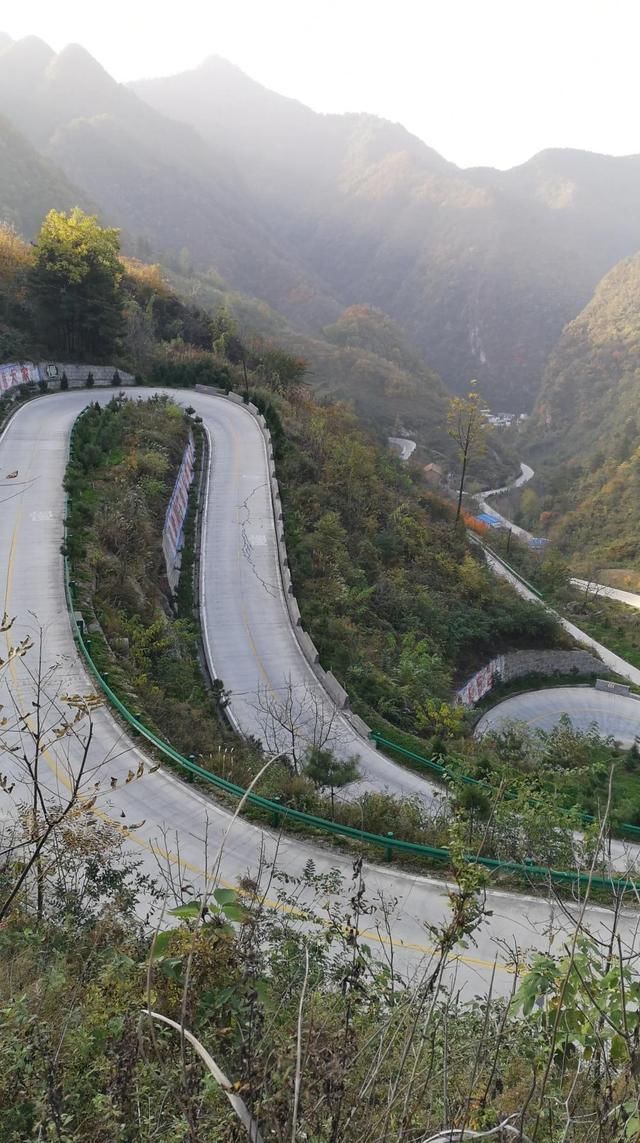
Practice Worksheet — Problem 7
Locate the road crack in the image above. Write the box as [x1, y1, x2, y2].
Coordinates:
[238, 481, 280, 598]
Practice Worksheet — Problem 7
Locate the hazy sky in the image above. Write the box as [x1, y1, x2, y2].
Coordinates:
[4, 0, 639, 168]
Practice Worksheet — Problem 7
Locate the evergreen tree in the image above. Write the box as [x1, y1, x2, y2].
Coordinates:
[304, 748, 360, 817]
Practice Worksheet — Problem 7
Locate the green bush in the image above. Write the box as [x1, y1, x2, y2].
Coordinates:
[148, 358, 231, 390]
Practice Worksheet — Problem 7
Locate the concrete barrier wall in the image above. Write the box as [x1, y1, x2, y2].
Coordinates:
[458, 648, 605, 707]
[325, 671, 349, 710]
[42, 363, 135, 387]
[1, 361, 134, 395]
[595, 678, 633, 696]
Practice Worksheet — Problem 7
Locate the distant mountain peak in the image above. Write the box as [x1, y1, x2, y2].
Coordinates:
[4, 34, 54, 69]
[46, 41, 116, 86]
[199, 54, 244, 74]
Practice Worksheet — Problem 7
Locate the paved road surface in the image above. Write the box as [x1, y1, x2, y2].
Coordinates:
[571, 579, 640, 611]
[475, 463, 535, 539]
[484, 548, 640, 688]
[476, 685, 640, 746]
[196, 392, 432, 800]
[2, 390, 640, 996]
[388, 436, 417, 461]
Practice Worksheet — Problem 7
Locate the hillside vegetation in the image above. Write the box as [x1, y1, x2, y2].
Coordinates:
[0, 112, 87, 236]
[527, 253, 640, 568]
[0, 207, 517, 480]
[3, 804, 640, 1142]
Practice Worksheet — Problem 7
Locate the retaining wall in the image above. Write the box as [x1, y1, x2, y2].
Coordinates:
[162, 433, 195, 593]
[39, 363, 135, 388]
[0, 360, 134, 394]
[458, 648, 605, 707]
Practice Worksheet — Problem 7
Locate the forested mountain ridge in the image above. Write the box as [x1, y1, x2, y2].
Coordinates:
[7, 34, 640, 418]
[131, 56, 640, 409]
[526, 254, 640, 567]
[0, 35, 341, 332]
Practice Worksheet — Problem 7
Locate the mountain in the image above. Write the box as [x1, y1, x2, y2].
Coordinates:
[0, 36, 340, 331]
[0, 112, 88, 235]
[527, 254, 640, 567]
[7, 36, 640, 416]
[132, 56, 454, 206]
[131, 59, 640, 410]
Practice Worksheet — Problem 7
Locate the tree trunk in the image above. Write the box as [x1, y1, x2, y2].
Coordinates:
[455, 449, 468, 525]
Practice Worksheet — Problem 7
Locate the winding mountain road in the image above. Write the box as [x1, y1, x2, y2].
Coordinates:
[475, 462, 535, 539]
[2, 389, 640, 996]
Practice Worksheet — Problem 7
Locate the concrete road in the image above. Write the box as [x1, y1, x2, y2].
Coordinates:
[388, 436, 417, 461]
[197, 393, 436, 800]
[475, 685, 640, 746]
[475, 463, 535, 540]
[483, 548, 640, 687]
[571, 579, 640, 611]
[2, 389, 640, 996]
[481, 462, 535, 498]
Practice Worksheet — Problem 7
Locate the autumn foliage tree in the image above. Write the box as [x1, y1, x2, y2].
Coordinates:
[29, 208, 124, 359]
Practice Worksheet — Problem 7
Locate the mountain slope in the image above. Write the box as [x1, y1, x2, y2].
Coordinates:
[0, 113, 89, 235]
[528, 254, 640, 567]
[9, 37, 640, 415]
[131, 58, 640, 409]
[0, 37, 341, 330]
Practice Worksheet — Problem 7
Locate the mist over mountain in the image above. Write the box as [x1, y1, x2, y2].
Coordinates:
[0, 35, 340, 332]
[131, 57, 640, 409]
[0, 112, 89, 235]
[3, 33, 640, 419]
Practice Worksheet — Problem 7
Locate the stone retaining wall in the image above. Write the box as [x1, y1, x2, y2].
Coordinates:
[40, 363, 134, 388]
[0, 361, 134, 393]
[458, 648, 604, 707]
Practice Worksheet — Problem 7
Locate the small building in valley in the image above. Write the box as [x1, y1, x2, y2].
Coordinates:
[423, 462, 443, 486]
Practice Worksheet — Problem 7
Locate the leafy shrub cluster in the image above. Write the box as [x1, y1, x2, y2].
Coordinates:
[271, 390, 562, 743]
[1, 836, 639, 1143]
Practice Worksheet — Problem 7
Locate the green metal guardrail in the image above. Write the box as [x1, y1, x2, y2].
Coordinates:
[61, 403, 640, 895]
[369, 732, 640, 843]
[478, 539, 545, 600]
[63, 579, 640, 894]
